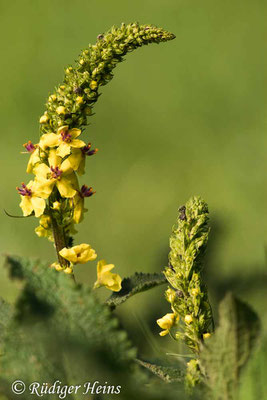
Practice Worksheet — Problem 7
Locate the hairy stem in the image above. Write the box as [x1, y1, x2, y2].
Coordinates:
[50, 213, 69, 268]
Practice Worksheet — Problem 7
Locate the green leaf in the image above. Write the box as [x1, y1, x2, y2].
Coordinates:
[0, 256, 136, 395]
[200, 292, 261, 400]
[137, 359, 184, 383]
[106, 272, 167, 307]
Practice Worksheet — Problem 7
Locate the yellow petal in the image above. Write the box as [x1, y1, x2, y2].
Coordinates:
[59, 243, 97, 264]
[26, 149, 41, 174]
[57, 125, 69, 134]
[56, 142, 71, 158]
[97, 260, 114, 275]
[72, 194, 84, 224]
[60, 158, 75, 175]
[70, 128, 81, 138]
[39, 133, 59, 150]
[35, 225, 48, 238]
[19, 196, 33, 216]
[159, 330, 169, 337]
[64, 150, 84, 172]
[64, 267, 73, 274]
[157, 313, 176, 330]
[34, 177, 55, 199]
[31, 196, 46, 217]
[105, 273, 122, 292]
[71, 139, 86, 149]
[68, 172, 79, 190]
[48, 149, 61, 167]
[34, 163, 50, 179]
[77, 157, 85, 176]
[39, 214, 51, 228]
[51, 262, 64, 271]
[56, 177, 76, 198]
[59, 247, 77, 263]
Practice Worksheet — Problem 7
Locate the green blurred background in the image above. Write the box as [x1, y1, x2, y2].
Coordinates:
[0, 0, 266, 397]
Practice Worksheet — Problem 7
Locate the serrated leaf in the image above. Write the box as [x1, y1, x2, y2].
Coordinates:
[106, 272, 167, 307]
[137, 359, 184, 383]
[0, 256, 136, 395]
[200, 292, 260, 400]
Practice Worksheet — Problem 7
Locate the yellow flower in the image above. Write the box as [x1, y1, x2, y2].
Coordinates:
[34, 149, 78, 198]
[184, 315, 193, 324]
[66, 67, 73, 74]
[40, 114, 49, 124]
[23, 141, 42, 173]
[35, 214, 54, 241]
[56, 106, 66, 115]
[39, 126, 85, 158]
[51, 262, 64, 271]
[203, 333, 211, 340]
[79, 59, 85, 65]
[64, 267, 73, 274]
[17, 180, 46, 217]
[94, 260, 122, 292]
[65, 144, 98, 176]
[59, 243, 97, 264]
[157, 313, 178, 336]
[71, 185, 95, 224]
[90, 80, 98, 90]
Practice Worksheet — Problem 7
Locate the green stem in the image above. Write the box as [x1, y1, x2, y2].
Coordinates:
[50, 212, 69, 268]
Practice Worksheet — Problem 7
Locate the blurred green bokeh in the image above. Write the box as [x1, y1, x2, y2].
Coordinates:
[0, 0, 266, 397]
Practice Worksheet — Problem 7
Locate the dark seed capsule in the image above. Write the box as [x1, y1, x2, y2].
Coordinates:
[97, 34, 104, 40]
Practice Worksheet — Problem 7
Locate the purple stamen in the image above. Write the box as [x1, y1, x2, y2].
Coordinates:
[81, 143, 98, 156]
[80, 185, 95, 198]
[50, 166, 63, 179]
[23, 141, 36, 153]
[16, 183, 32, 197]
[60, 129, 72, 143]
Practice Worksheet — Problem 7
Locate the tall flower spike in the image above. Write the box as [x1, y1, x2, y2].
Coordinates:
[16, 23, 175, 271]
[162, 196, 214, 387]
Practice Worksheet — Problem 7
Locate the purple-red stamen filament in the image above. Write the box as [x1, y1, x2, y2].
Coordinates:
[23, 141, 36, 153]
[17, 183, 32, 197]
[60, 130, 72, 143]
[81, 143, 98, 156]
[80, 185, 95, 198]
[50, 166, 63, 179]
